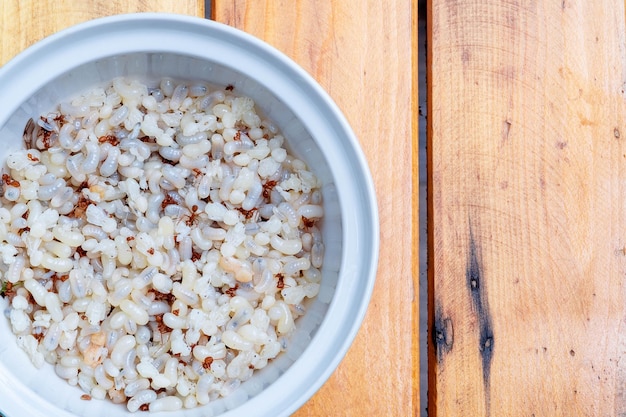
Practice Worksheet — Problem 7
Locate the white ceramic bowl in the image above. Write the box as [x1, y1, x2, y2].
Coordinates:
[0, 13, 378, 417]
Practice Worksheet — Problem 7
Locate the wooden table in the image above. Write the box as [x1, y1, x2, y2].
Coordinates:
[0, 1, 418, 416]
[12, 0, 626, 415]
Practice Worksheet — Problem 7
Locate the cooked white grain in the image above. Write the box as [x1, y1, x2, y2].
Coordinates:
[1, 78, 325, 412]
[149, 396, 183, 412]
[127, 389, 157, 412]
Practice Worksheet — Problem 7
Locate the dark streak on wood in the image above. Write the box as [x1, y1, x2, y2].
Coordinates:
[467, 223, 494, 416]
[502, 119, 512, 142]
[433, 304, 454, 362]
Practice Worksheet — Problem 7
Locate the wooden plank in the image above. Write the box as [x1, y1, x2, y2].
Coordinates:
[214, 1, 418, 415]
[429, 0, 626, 415]
[412, 3, 421, 415]
[0, 0, 204, 66]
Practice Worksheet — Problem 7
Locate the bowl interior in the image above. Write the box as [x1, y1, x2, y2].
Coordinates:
[0, 14, 377, 417]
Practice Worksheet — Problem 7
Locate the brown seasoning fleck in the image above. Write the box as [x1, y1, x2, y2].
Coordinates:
[70, 194, 92, 219]
[51, 273, 69, 286]
[41, 129, 54, 149]
[185, 209, 201, 226]
[149, 289, 176, 304]
[161, 194, 177, 210]
[262, 180, 277, 199]
[154, 314, 169, 334]
[191, 250, 202, 262]
[98, 135, 119, 146]
[302, 217, 316, 228]
[225, 284, 239, 297]
[2, 174, 20, 188]
[53, 113, 65, 125]
[235, 206, 257, 220]
[276, 273, 285, 289]
[2, 281, 15, 299]
[203, 356, 214, 369]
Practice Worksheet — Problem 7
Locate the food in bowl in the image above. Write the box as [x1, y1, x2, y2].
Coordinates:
[0, 13, 379, 417]
[0, 77, 324, 412]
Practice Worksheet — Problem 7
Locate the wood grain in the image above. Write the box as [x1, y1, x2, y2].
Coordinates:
[0, 0, 204, 66]
[429, 0, 626, 415]
[213, 1, 418, 416]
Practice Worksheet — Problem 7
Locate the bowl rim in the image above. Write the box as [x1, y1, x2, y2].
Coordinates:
[0, 13, 379, 417]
